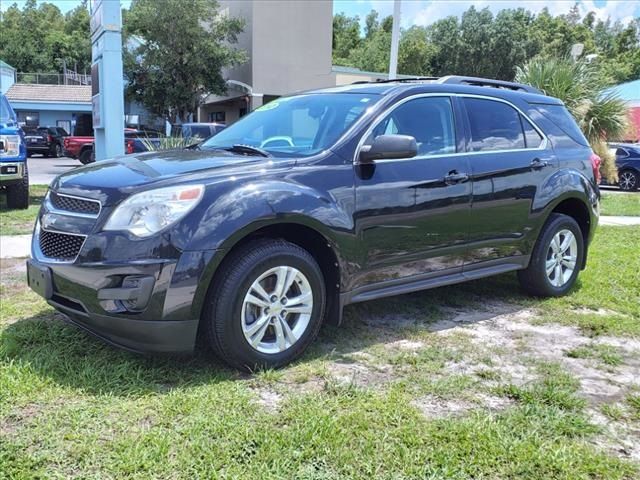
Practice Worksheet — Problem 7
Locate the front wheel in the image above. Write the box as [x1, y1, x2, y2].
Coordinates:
[6, 166, 29, 209]
[204, 239, 326, 371]
[518, 213, 584, 297]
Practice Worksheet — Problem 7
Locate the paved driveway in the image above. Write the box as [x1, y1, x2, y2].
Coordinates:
[28, 155, 80, 185]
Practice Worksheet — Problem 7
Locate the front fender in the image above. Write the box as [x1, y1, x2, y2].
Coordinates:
[182, 180, 354, 322]
[180, 180, 353, 252]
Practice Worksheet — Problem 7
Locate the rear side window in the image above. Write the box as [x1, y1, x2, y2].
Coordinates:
[365, 96, 456, 157]
[532, 103, 589, 147]
[616, 148, 629, 158]
[464, 98, 525, 151]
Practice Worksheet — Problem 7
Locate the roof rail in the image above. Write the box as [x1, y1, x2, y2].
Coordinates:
[436, 75, 542, 94]
[352, 77, 438, 85]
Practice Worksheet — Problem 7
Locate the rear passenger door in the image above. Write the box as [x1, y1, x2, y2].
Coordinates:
[461, 96, 555, 266]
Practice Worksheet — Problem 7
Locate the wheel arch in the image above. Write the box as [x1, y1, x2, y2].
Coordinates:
[192, 219, 344, 331]
[544, 194, 594, 270]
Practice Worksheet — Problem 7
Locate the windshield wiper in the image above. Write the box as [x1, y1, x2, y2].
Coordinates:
[223, 144, 272, 157]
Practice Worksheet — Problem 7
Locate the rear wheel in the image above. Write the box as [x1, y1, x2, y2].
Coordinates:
[518, 213, 584, 297]
[52, 143, 62, 158]
[618, 170, 638, 191]
[204, 239, 326, 371]
[79, 148, 94, 165]
[6, 166, 29, 210]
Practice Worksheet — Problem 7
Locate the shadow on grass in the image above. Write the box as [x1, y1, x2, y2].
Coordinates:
[1, 272, 541, 397]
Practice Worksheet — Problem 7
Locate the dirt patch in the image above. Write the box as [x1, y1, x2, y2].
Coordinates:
[253, 387, 284, 413]
[326, 361, 395, 388]
[411, 393, 514, 419]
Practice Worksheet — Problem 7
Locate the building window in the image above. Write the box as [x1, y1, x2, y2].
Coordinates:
[209, 111, 226, 123]
[239, 107, 247, 118]
[18, 111, 39, 128]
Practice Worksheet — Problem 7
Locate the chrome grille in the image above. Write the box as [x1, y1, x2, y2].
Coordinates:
[50, 192, 100, 216]
[39, 229, 85, 261]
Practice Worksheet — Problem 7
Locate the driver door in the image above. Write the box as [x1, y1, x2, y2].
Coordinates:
[352, 95, 472, 290]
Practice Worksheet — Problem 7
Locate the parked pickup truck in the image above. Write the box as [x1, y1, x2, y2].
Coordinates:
[0, 93, 28, 209]
[64, 129, 164, 164]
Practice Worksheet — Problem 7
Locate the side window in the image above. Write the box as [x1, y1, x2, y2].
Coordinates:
[616, 148, 629, 158]
[365, 97, 456, 157]
[464, 98, 525, 151]
[521, 115, 544, 149]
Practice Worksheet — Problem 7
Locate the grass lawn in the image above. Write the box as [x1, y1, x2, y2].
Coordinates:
[600, 191, 640, 216]
[1, 226, 639, 478]
[0, 185, 48, 236]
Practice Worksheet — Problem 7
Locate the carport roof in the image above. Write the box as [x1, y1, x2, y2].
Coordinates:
[6, 83, 91, 104]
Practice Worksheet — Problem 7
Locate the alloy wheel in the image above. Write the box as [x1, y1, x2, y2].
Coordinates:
[546, 229, 578, 287]
[241, 266, 313, 354]
[619, 171, 636, 191]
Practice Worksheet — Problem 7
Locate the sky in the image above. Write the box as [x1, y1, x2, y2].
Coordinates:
[334, 0, 640, 27]
[1, 0, 639, 26]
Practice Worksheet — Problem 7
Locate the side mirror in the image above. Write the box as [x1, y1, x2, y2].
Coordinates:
[359, 134, 417, 163]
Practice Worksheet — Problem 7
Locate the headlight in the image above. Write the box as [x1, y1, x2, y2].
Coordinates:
[104, 185, 204, 237]
[0, 135, 21, 157]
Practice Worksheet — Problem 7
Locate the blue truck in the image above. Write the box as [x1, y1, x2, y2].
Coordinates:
[0, 93, 29, 209]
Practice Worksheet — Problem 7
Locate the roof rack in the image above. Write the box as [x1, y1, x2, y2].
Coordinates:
[436, 75, 542, 94]
[352, 77, 438, 85]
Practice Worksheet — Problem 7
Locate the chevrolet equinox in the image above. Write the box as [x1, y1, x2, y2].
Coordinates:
[27, 76, 600, 370]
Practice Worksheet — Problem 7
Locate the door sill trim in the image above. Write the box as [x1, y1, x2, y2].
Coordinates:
[341, 255, 529, 306]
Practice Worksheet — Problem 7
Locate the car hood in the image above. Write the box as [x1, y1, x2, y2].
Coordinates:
[51, 149, 295, 206]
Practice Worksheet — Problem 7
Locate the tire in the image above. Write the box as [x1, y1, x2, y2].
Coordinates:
[618, 170, 638, 191]
[6, 165, 29, 210]
[518, 213, 584, 297]
[79, 148, 95, 165]
[204, 239, 326, 371]
[52, 143, 62, 158]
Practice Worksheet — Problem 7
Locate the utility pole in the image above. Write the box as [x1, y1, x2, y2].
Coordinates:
[388, 0, 401, 80]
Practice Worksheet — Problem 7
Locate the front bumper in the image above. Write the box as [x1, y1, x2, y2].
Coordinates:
[0, 161, 25, 183]
[27, 246, 217, 354]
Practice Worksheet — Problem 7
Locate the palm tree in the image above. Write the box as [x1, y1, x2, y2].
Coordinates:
[515, 57, 628, 182]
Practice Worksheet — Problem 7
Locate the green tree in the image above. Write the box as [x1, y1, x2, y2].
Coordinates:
[332, 13, 361, 66]
[124, 0, 246, 123]
[0, 0, 91, 74]
[516, 58, 628, 181]
[398, 26, 434, 76]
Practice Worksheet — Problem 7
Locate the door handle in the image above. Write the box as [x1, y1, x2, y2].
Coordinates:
[444, 171, 469, 185]
[530, 158, 550, 170]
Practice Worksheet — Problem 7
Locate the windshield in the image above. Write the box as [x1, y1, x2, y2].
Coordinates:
[1, 95, 16, 123]
[201, 93, 378, 157]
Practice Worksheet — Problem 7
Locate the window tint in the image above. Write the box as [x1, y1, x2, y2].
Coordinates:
[464, 98, 525, 151]
[521, 115, 543, 148]
[365, 96, 456, 157]
[533, 103, 589, 147]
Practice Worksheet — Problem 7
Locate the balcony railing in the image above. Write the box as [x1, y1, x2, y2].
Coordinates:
[16, 72, 92, 86]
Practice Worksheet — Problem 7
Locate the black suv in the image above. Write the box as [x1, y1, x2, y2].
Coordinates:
[27, 76, 600, 370]
[23, 126, 68, 158]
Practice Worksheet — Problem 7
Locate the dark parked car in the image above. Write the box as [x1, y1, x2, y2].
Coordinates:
[173, 122, 226, 141]
[23, 126, 68, 158]
[611, 143, 640, 191]
[27, 76, 600, 370]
